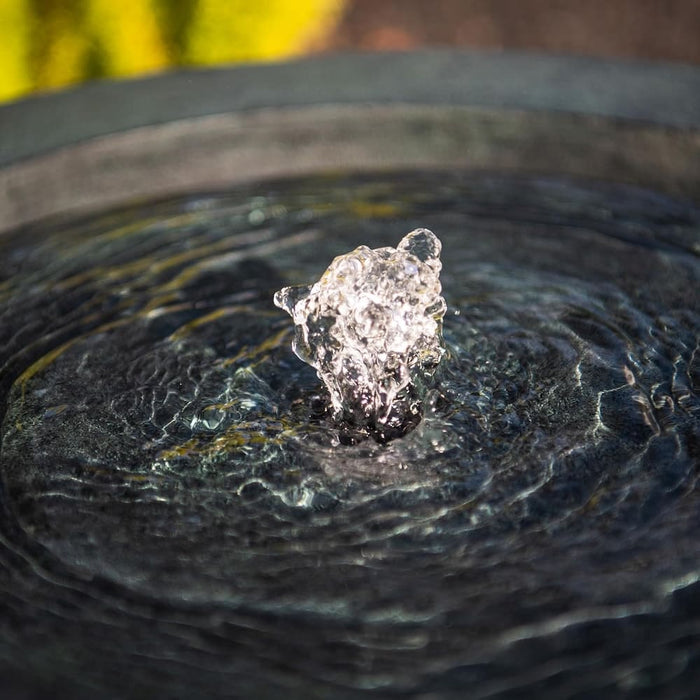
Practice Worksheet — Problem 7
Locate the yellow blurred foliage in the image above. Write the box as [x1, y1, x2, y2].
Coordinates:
[32, 3, 90, 90]
[186, 0, 344, 63]
[84, 0, 169, 75]
[0, 0, 32, 100]
[0, 0, 344, 103]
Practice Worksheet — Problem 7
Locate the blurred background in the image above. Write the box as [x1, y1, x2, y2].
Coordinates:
[1, 0, 699, 104]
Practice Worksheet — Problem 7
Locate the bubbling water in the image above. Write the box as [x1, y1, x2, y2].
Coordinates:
[274, 228, 447, 442]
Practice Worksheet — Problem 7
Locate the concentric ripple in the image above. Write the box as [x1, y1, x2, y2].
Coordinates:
[0, 171, 699, 699]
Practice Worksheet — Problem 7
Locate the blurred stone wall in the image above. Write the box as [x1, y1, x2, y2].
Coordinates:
[326, 0, 700, 64]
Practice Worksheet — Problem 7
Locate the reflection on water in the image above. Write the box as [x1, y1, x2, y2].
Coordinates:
[0, 170, 699, 698]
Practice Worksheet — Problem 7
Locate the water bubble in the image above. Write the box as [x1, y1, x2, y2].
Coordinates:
[274, 228, 447, 442]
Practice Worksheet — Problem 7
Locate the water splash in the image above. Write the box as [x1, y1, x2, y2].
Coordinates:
[274, 228, 447, 441]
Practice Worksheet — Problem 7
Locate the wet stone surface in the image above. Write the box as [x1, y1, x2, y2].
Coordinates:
[0, 171, 699, 698]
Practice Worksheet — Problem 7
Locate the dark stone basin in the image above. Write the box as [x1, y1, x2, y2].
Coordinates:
[0, 52, 699, 699]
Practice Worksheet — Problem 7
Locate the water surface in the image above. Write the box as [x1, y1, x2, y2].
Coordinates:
[1, 171, 699, 698]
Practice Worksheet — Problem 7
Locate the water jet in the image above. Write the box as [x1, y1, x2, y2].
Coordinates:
[274, 227, 446, 443]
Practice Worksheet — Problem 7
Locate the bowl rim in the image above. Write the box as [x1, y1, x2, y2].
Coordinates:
[2, 49, 700, 167]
